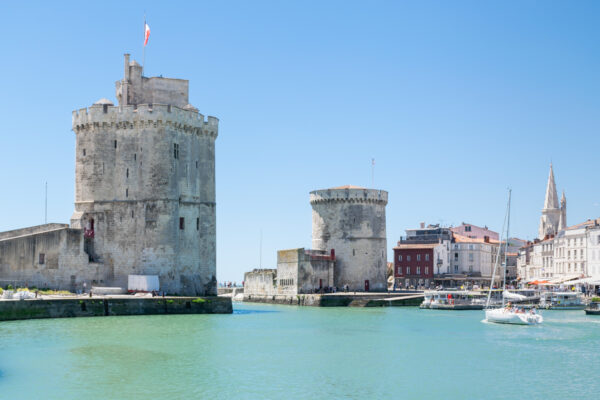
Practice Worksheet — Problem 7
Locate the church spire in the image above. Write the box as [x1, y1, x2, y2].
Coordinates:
[543, 163, 559, 210]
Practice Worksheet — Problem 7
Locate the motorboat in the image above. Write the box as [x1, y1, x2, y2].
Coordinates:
[539, 292, 585, 310]
[585, 300, 600, 315]
[420, 290, 486, 310]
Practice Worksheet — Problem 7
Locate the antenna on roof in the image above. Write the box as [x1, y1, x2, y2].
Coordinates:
[44, 181, 47, 224]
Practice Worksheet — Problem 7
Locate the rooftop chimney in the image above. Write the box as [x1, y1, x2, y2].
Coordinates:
[420, 222, 425, 229]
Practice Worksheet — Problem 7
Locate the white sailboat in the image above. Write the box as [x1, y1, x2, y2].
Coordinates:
[484, 189, 543, 325]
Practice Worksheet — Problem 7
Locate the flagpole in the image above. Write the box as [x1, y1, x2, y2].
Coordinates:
[142, 14, 146, 76]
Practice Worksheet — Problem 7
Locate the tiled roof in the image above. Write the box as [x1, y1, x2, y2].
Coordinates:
[394, 243, 440, 250]
[565, 218, 600, 231]
[453, 233, 499, 244]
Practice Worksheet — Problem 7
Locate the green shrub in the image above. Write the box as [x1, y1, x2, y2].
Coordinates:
[6, 284, 13, 290]
[591, 297, 600, 303]
[192, 298, 206, 303]
[166, 299, 174, 304]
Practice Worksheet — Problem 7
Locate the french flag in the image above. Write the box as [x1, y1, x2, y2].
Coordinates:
[144, 22, 151, 46]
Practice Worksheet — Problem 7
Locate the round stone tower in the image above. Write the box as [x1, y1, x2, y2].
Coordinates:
[70, 54, 218, 296]
[310, 185, 388, 292]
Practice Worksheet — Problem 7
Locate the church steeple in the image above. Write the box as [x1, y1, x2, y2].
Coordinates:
[543, 163, 559, 210]
[558, 190, 567, 231]
[538, 163, 562, 239]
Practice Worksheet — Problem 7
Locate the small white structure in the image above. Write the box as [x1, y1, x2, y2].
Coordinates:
[128, 275, 160, 292]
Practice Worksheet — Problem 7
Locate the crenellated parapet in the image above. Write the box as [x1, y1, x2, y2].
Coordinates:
[72, 103, 219, 138]
[310, 188, 388, 206]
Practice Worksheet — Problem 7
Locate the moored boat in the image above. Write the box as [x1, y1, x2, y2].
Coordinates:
[585, 300, 600, 315]
[421, 290, 486, 310]
[539, 292, 585, 310]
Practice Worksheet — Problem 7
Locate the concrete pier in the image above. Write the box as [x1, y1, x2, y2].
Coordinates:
[0, 296, 232, 322]
[243, 292, 424, 307]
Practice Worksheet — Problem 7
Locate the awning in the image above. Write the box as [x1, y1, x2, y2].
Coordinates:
[566, 277, 600, 285]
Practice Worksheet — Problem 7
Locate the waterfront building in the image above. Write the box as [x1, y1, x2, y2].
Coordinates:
[393, 243, 438, 289]
[0, 54, 219, 295]
[393, 223, 451, 288]
[450, 233, 500, 282]
[450, 222, 499, 241]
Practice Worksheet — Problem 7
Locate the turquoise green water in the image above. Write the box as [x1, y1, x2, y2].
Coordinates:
[1, 303, 599, 399]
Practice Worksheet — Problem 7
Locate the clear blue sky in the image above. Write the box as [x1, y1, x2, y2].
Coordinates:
[1, 1, 599, 282]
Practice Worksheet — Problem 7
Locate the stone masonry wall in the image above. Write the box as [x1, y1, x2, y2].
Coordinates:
[311, 188, 388, 292]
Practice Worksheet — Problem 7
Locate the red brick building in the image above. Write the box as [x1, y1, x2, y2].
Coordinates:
[393, 243, 437, 289]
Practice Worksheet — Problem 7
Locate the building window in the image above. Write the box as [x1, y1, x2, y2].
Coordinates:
[83, 149, 86, 156]
[417, 254, 421, 261]
[114, 140, 117, 149]
[469, 253, 474, 261]
[134, 153, 137, 161]
[469, 265, 473, 273]
[196, 160, 198, 169]
[196, 218, 200, 231]
[39, 253, 45, 264]
[126, 168, 129, 178]
[174, 143, 180, 159]
[416, 266, 421, 275]
[398, 254, 402, 262]
[454, 265, 458, 272]
[131, 210, 134, 218]
[407, 255, 411, 262]
[179, 217, 185, 230]
[465, 225, 471, 232]
[425, 254, 429, 261]
[397, 266, 401, 275]
[353, 249, 355, 256]
[425, 267, 429, 275]
[454, 253, 458, 260]
[125, 188, 128, 197]
[406, 266, 410, 275]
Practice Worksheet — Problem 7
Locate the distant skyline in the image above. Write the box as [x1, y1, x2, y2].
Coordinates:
[1, 1, 599, 282]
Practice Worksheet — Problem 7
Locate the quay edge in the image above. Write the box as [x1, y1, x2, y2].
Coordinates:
[0, 296, 232, 322]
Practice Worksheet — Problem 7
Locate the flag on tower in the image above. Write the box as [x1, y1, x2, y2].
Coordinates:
[144, 22, 151, 46]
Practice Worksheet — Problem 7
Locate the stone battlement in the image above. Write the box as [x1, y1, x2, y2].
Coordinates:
[72, 103, 218, 138]
[309, 188, 388, 205]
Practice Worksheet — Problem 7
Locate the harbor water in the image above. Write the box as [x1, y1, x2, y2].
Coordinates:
[1, 302, 599, 399]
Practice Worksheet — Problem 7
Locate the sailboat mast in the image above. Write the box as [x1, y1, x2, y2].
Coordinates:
[502, 189, 512, 307]
[486, 191, 509, 309]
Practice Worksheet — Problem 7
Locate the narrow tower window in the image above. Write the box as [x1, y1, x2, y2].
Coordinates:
[114, 140, 117, 149]
[126, 188, 128, 197]
[83, 149, 86, 156]
[131, 210, 134, 218]
[126, 168, 129, 178]
[134, 153, 136, 161]
[179, 217, 185, 230]
[196, 218, 200, 231]
[174, 143, 179, 159]
[196, 160, 198, 169]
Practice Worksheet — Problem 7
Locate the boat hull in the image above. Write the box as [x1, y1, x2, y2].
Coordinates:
[485, 308, 543, 325]
[585, 309, 600, 315]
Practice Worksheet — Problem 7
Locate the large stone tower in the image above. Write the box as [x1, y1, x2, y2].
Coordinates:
[70, 54, 218, 295]
[538, 163, 566, 239]
[310, 186, 388, 292]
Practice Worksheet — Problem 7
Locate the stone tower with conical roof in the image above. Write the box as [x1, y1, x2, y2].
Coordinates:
[538, 164, 566, 239]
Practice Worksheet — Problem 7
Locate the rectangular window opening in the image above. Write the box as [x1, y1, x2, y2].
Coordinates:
[39, 253, 45, 264]
[125, 188, 128, 197]
[83, 149, 86, 156]
[179, 217, 185, 230]
[114, 140, 117, 149]
[196, 217, 200, 231]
